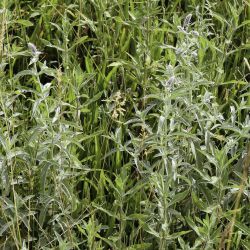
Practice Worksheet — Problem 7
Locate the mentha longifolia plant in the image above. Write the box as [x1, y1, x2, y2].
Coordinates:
[0, 1, 249, 249]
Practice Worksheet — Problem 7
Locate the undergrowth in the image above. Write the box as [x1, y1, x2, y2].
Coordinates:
[0, 0, 249, 249]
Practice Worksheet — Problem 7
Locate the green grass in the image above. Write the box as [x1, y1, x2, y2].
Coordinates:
[0, 0, 249, 249]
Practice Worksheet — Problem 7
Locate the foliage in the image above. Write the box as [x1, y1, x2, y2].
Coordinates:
[0, 0, 249, 249]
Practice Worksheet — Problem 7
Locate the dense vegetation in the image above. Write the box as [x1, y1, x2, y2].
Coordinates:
[0, 0, 249, 249]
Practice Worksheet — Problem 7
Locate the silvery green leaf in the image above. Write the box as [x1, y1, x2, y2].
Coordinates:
[183, 14, 192, 29]
[28, 42, 37, 54]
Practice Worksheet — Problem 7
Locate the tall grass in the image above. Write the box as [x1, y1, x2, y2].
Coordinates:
[0, 0, 249, 249]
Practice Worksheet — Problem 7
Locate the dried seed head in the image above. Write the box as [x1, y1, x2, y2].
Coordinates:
[0, 9, 6, 57]
[106, 90, 126, 120]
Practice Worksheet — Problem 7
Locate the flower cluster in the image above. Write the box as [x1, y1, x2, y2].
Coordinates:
[106, 90, 126, 120]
